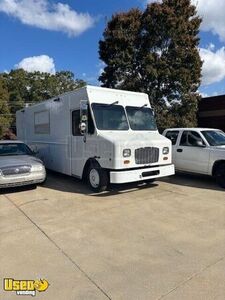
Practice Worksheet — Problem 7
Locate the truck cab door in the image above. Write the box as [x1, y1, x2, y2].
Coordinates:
[175, 130, 210, 174]
[71, 105, 95, 178]
[71, 109, 86, 177]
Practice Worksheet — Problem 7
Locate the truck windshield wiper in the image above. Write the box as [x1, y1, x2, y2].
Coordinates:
[138, 104, 148, 110]
[108, 101, 119, 106]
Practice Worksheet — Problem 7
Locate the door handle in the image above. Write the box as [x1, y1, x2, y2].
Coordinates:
[177, 149, 183, 153]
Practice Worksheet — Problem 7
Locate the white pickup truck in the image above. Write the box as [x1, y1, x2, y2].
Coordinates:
[163, 128, 225, 188]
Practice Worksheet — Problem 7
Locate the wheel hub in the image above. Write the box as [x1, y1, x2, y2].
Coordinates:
[89, 169, 100, 188]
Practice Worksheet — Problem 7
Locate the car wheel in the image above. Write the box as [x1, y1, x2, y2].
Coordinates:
[214, 163, 225, 188]
[39, 177, 47, 186]
[29, 184, 37, 190]
[87, 162, 108, 193]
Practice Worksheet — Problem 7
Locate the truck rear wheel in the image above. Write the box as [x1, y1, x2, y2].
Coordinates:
[87, 162, 108, 193]
[214, 163, 225, 189]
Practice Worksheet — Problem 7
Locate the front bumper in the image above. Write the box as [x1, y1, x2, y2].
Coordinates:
[0, 170, 46, 188]
[110, 164, 175, 184]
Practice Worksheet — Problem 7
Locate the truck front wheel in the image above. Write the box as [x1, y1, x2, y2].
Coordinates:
[214, 163, 225, 189]
[87, 163, 108, 193]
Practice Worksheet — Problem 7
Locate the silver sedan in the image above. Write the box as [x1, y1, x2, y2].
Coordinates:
[0, 140, 46, 188]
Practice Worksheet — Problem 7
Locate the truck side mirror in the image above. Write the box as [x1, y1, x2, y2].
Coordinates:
[79, 122, 87, 135]
[33, 149, 39, 155]
[80, 100, 88, 135]
[196, 140, 205, 147]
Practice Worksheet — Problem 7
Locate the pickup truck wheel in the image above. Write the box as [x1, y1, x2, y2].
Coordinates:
[214, 163, 225, 189]
[87, 163, 108, 193]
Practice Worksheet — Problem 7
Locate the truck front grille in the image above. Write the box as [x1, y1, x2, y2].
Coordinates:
[135, 147, 159, 165]
[1, 165, 31, 176]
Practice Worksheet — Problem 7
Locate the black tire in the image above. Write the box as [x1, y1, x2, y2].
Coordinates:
[39, 176, 47, 186]
[214, 163, 225, 188]
[145, 179, 156, 184]
[29, 184, 37, 190]
[87, 162, 109, 192]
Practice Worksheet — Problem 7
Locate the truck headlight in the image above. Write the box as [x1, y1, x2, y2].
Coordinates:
[123, 149, 131, 157]
[163, 147, 169, 155]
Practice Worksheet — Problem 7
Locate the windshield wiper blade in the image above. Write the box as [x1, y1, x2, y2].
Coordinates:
[108, 101, 119, 106]
[140, 104, 148, 109]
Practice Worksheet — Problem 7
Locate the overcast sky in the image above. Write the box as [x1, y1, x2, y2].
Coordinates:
[0, 0, 225, 97]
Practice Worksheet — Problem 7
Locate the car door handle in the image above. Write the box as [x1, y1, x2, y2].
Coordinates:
[177, 149, 183, 153]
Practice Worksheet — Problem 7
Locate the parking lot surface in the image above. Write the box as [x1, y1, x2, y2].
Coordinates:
[0, 172, 225, 300]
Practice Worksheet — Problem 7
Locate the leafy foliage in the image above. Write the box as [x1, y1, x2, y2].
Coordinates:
[99, 9, 142, 90]
[99, 0, 202, 131]
[0, 70, 86, 137]
[0, 75, 11, 137]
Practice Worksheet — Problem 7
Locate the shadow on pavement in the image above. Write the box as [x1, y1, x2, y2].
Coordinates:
[0, 184, 37, 195]
[160, 172, 224, 192]
[1, 171, 223, 196]
[41, 170, 159, 197]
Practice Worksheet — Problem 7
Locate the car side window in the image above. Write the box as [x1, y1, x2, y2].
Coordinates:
[165, 131, 179, 145]
[180, 131, 205, 147]
[180, 131, 188, 145]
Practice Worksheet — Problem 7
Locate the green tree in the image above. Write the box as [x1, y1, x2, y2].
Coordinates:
[0, 76, 11, 137]
[4, 69, 29, 115]
[27, 71, 85, 103]
[1, 70, 86, 130]
[99, 0, 202, 131]
[99, 9, 142, 90]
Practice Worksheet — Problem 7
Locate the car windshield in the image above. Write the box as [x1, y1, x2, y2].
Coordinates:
[92, 103, 129, 130]
[0, 143, 33, 156]
[126, 106, 157, 131]
[201, 130, 225, 146]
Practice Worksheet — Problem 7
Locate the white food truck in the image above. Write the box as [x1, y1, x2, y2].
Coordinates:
[16, 86, 174, 192]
